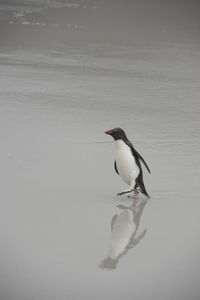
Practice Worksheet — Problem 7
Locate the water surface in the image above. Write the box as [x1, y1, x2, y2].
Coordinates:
[0, 1, 200, 300]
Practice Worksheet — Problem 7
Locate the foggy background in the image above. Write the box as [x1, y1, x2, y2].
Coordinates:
[0, 1, 200, 300]
[0, 0, 200, 50]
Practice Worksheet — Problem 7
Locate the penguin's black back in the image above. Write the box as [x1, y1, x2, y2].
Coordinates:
[124, 139, 151, 174]
[134, 158, 150, 198]
[124, 139, 150, 198]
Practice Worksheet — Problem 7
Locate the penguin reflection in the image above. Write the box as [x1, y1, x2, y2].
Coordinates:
[99, 198, 148, 269]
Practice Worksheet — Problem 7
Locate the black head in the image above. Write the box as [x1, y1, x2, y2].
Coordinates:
[105, 127, 127, 141]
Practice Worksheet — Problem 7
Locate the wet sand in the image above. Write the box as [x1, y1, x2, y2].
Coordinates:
[0, 1, 200, 300]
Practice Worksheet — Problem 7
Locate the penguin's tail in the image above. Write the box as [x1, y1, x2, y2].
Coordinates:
[139, 186, 150, 199]
[137, 175, 150, 199]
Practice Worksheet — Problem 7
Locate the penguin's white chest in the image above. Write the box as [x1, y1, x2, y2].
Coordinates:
[115, 140, 140, 187]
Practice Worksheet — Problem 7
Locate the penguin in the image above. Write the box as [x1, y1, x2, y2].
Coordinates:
[105, 127, 151, 198]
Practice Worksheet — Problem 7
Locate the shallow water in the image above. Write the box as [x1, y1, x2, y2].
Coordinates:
[0, 1, 200, 300]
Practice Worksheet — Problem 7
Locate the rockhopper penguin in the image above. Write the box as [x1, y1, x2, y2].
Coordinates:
[105, 128, 151, 198]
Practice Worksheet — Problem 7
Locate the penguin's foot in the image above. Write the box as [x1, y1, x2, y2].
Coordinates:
[117, 189, 134, 196]
[128, 189, 139, 199]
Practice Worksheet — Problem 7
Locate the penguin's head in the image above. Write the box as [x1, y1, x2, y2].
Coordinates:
[105, 127, 127, 141]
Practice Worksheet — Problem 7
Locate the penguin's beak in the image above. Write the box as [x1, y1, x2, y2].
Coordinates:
[105, 130, 112, 135]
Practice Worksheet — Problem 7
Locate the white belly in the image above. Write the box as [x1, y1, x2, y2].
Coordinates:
[115, 140, 140, 187]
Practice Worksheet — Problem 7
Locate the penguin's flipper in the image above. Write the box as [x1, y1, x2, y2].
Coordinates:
[136, 151, 151, 174]
[127, 142, 151, 174]
[114, 160, 119, 175]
